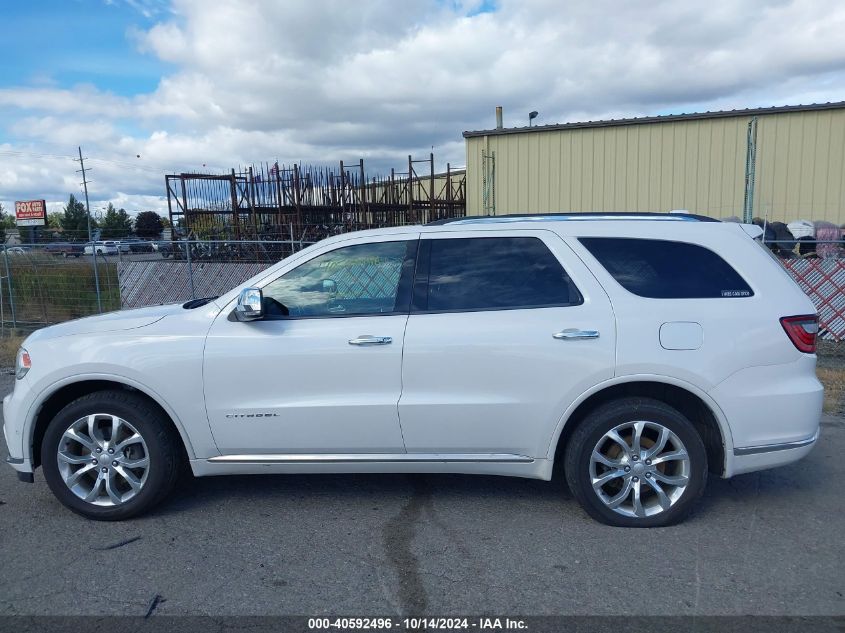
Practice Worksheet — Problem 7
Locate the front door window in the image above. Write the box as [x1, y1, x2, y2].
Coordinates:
[262, 240, 416, 317]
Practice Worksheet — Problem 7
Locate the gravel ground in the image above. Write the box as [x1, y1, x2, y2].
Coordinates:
[817, 340, 845, 368]
[0, 370, 843, 617]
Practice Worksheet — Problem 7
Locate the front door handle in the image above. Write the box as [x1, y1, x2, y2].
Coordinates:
[348, 335, 393, 346]
[553, 329, 600, 340]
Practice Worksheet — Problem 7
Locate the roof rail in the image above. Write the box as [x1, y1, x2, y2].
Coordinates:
[427, 212, 719, 225]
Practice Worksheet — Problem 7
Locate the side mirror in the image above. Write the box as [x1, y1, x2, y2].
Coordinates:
[234, 287, 263, 321]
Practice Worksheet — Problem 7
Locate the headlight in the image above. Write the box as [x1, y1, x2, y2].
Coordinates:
[15, 348, 31, 380]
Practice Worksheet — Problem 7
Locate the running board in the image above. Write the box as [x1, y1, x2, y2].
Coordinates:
[207, 453, 534, 464]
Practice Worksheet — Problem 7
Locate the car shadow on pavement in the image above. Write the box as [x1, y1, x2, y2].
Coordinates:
[156, 471, 572, 517]
[144, 441, 835, 528]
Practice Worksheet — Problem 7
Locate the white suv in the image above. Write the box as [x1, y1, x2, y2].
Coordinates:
[3, 214, 823, 527]
[83, 241, 119, 256]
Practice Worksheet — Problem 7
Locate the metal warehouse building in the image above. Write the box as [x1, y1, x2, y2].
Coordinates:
[463, 102, 845, 224]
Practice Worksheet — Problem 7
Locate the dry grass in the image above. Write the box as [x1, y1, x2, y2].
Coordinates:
[0, 333, 26, 368]
[817, 366, 845, 414]
[4, 256, 120, 323]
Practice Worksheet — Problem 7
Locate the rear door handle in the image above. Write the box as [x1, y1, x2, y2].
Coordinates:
[349, 335, 393, 346]
[553, 329, 600, 340]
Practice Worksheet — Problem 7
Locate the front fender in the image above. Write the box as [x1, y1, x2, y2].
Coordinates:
[17, 331, 220, 467]
[20, 371, 215, 466]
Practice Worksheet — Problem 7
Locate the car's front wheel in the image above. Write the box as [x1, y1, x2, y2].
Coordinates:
[41, 390, 181, 520]
[564, 397, 708, 527]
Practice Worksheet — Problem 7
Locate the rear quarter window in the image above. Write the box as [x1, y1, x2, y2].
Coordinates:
[579, 237, 753, 299]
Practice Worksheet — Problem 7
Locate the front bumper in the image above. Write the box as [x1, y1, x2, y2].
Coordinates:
[5, 457, 33, 482]
[3, 389, 33, 476]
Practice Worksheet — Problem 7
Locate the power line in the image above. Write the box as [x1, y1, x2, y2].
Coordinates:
[0, 149, 189, 174]
[87, 157, 182, 174]
[0, 150, 75, 160]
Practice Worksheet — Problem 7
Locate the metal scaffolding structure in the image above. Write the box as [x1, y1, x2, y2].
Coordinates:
[165, 154, 466, 243]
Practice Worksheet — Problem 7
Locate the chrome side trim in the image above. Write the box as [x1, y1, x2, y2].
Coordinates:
[733, 430, 819, 456]
[208, 453, 534, 464]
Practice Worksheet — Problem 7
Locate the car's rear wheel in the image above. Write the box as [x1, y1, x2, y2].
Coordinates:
[564, 397, 707, 527]
[41, 390, 181, 520]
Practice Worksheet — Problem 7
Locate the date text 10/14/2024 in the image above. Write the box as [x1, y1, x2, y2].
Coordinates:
[307, 617, 528, 630]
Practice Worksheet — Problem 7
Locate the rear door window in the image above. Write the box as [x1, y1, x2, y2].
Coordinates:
[579, 237, 753, 299]
[414, 236, 582, 312]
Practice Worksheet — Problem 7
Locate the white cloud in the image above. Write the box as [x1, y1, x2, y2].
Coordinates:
[0, 86, 131, 118]
[2, 0, 845, 215]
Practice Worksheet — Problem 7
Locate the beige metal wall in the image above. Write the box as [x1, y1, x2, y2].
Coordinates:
[465, 108, 845, 224]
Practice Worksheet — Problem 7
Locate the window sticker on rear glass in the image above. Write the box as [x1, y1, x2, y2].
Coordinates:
[721, 290, 752, 297]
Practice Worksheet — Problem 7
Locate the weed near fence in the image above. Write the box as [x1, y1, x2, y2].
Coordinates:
[0, 240, 304, 330]
[1, 252, 120, 327]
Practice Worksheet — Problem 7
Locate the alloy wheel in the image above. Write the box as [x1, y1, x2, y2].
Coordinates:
[57, 414, 150, 506]
[589, 420, 690, 518]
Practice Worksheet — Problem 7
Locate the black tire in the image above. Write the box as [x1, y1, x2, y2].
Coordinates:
[41, 390, 182, 520]
[564, 397, 708, 528]
[797, 236, 816, 258]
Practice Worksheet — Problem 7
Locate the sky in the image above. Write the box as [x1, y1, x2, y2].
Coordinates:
[1, 0, 845, 218]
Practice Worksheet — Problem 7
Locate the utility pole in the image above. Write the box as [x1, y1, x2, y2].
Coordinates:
[742, 117, 758, 224]
[75, 146, 102, 313]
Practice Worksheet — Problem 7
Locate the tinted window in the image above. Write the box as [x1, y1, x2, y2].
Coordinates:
[262, 240, 414, 317]
[579, 237, 753, 299]
[419, 237, 582, 312]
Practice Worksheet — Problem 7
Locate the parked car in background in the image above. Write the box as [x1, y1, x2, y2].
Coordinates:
[6, 246, 30, 255]
[120, 238, 154, 253]
[44, 243, 84, 258]
[83, 241, 119, 256]
[112, 241, 131, 254]
[3, 214, 823, 527]
[157, 241, 185, 258]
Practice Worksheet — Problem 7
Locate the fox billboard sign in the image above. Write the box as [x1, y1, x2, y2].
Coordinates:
[15, 200, 46, 227]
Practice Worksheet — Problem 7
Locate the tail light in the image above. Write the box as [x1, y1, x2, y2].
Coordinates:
[780, 315, 818, 353]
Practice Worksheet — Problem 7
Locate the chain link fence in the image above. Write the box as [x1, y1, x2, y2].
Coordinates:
[761, 239, 845, 341]
[4, 236, 845, 336]
[0, 240, 313, 332]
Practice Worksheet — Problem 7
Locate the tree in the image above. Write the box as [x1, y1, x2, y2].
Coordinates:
[0, 202, 7, 243]
[99, 203, 133, 238]
[60, 194, 94, 240]
[134, 210, 164, 239]
[47, 211, 64, 230]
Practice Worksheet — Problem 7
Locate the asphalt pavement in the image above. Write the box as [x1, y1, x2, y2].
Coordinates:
[0, 371, 843, 617]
